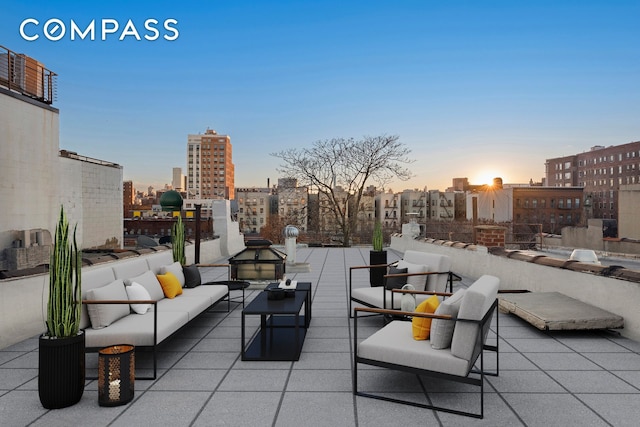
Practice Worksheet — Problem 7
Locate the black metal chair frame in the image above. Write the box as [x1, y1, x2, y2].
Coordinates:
[352, 298, 499, 419]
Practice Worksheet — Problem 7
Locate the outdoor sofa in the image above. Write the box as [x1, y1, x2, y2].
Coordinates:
[80, 250, 229, 379]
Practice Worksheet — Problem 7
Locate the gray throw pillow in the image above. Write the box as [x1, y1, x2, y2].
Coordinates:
[86, 279, 130, 329]
[384, 267, 408, 290]
[430, 289, 466, 349]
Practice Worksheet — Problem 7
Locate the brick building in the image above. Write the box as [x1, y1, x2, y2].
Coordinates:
[546, 141, 640, 221]
[187, 129, 235, 200]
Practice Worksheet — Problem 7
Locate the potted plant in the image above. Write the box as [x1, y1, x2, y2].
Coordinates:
[369, 221, 387, 286]
[172, 215, 186, 265]
[39, 206, 85, 409]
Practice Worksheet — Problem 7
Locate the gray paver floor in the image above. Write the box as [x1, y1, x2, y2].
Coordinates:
[1, 247, 639, 426]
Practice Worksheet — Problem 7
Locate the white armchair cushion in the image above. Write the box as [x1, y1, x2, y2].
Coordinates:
[450, 275, 499, 362]
[430, 289, 466, 349]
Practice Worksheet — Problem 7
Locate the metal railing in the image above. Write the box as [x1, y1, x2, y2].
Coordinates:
[0, 45, 57, 104]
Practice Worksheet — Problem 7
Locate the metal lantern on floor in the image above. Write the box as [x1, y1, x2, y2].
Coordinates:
[98, 345, 135, 407]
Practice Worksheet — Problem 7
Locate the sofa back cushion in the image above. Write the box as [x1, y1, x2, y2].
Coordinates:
[450, 275, 499, 363]
[124, 270, 165, 301]
[146, 250, 175, 274]
[112, 258, 149, 281]
[161, 261, 186, 287]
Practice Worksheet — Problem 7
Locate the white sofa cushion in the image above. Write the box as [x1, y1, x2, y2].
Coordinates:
[450, 275, 499, 362]
[161, 261, 186, 287]
[86, 279, 130, 329]
[430, 289, 466, 349]
[126, 282, 152, 314]
[124, 270, 165, 301]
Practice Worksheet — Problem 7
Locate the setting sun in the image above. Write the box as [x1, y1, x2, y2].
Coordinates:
[473, 171, 503, 187]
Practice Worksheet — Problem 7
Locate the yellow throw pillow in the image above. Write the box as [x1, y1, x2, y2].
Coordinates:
[157, 272, 183, 299]
[412, 295, 440, 340]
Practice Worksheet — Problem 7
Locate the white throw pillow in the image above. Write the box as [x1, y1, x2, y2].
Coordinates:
[397, 260, 428, 290]
[126, 282, 152, 314]
[161, 261, 186, 288]
[86, 279, 130, 329]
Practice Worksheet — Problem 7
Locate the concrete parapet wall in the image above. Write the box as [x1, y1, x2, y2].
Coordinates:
[391, 233, 640, 342]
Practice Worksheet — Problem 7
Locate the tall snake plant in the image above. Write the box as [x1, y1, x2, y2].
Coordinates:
[372, 221, 384, 252]
[172, 215, 186, 265]
[46, 206, 82, 338]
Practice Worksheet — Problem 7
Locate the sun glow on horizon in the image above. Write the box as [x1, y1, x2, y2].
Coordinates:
[473, 172, 504, 187]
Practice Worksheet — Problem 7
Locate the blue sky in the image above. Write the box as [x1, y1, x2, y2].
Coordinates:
[3, 0, 639, 192]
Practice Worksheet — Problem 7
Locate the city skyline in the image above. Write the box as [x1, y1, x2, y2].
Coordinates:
[2, 1, 639, 192]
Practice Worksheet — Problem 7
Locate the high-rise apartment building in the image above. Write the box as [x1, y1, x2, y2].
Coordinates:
[186, 129, 235, 200]
[123, 180, 135, 217]
[172, 167, 185, 191]
[546, 141, 640, 221]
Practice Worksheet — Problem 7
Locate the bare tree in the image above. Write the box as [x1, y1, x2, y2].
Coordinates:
[271, 135, 414, 247]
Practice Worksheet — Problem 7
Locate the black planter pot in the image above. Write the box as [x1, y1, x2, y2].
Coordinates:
[369, 250, 388, 287]
[38, 331, 85, 409]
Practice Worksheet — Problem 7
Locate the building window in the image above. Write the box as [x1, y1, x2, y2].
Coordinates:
[558, 199, 564, 209]
[566, 198, 572, 209]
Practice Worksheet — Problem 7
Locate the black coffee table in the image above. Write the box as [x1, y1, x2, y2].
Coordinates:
[241, 282, 312, 361]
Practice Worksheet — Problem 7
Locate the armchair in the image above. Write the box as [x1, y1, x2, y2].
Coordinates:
[349, 250, 459, 316]
[353, 275, 500, 418]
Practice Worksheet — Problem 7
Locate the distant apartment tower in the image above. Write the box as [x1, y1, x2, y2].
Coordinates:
[546, 141, 640, 221]
[123, 180, 135, 217]
[172, 167, 186, 191]
[186, 129, 235, 200]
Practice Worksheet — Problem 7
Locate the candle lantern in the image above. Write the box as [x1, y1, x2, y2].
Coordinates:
[98, 344, 135, 406]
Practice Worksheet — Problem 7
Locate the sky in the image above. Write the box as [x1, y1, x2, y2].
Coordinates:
[2, 0, 639, 192]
